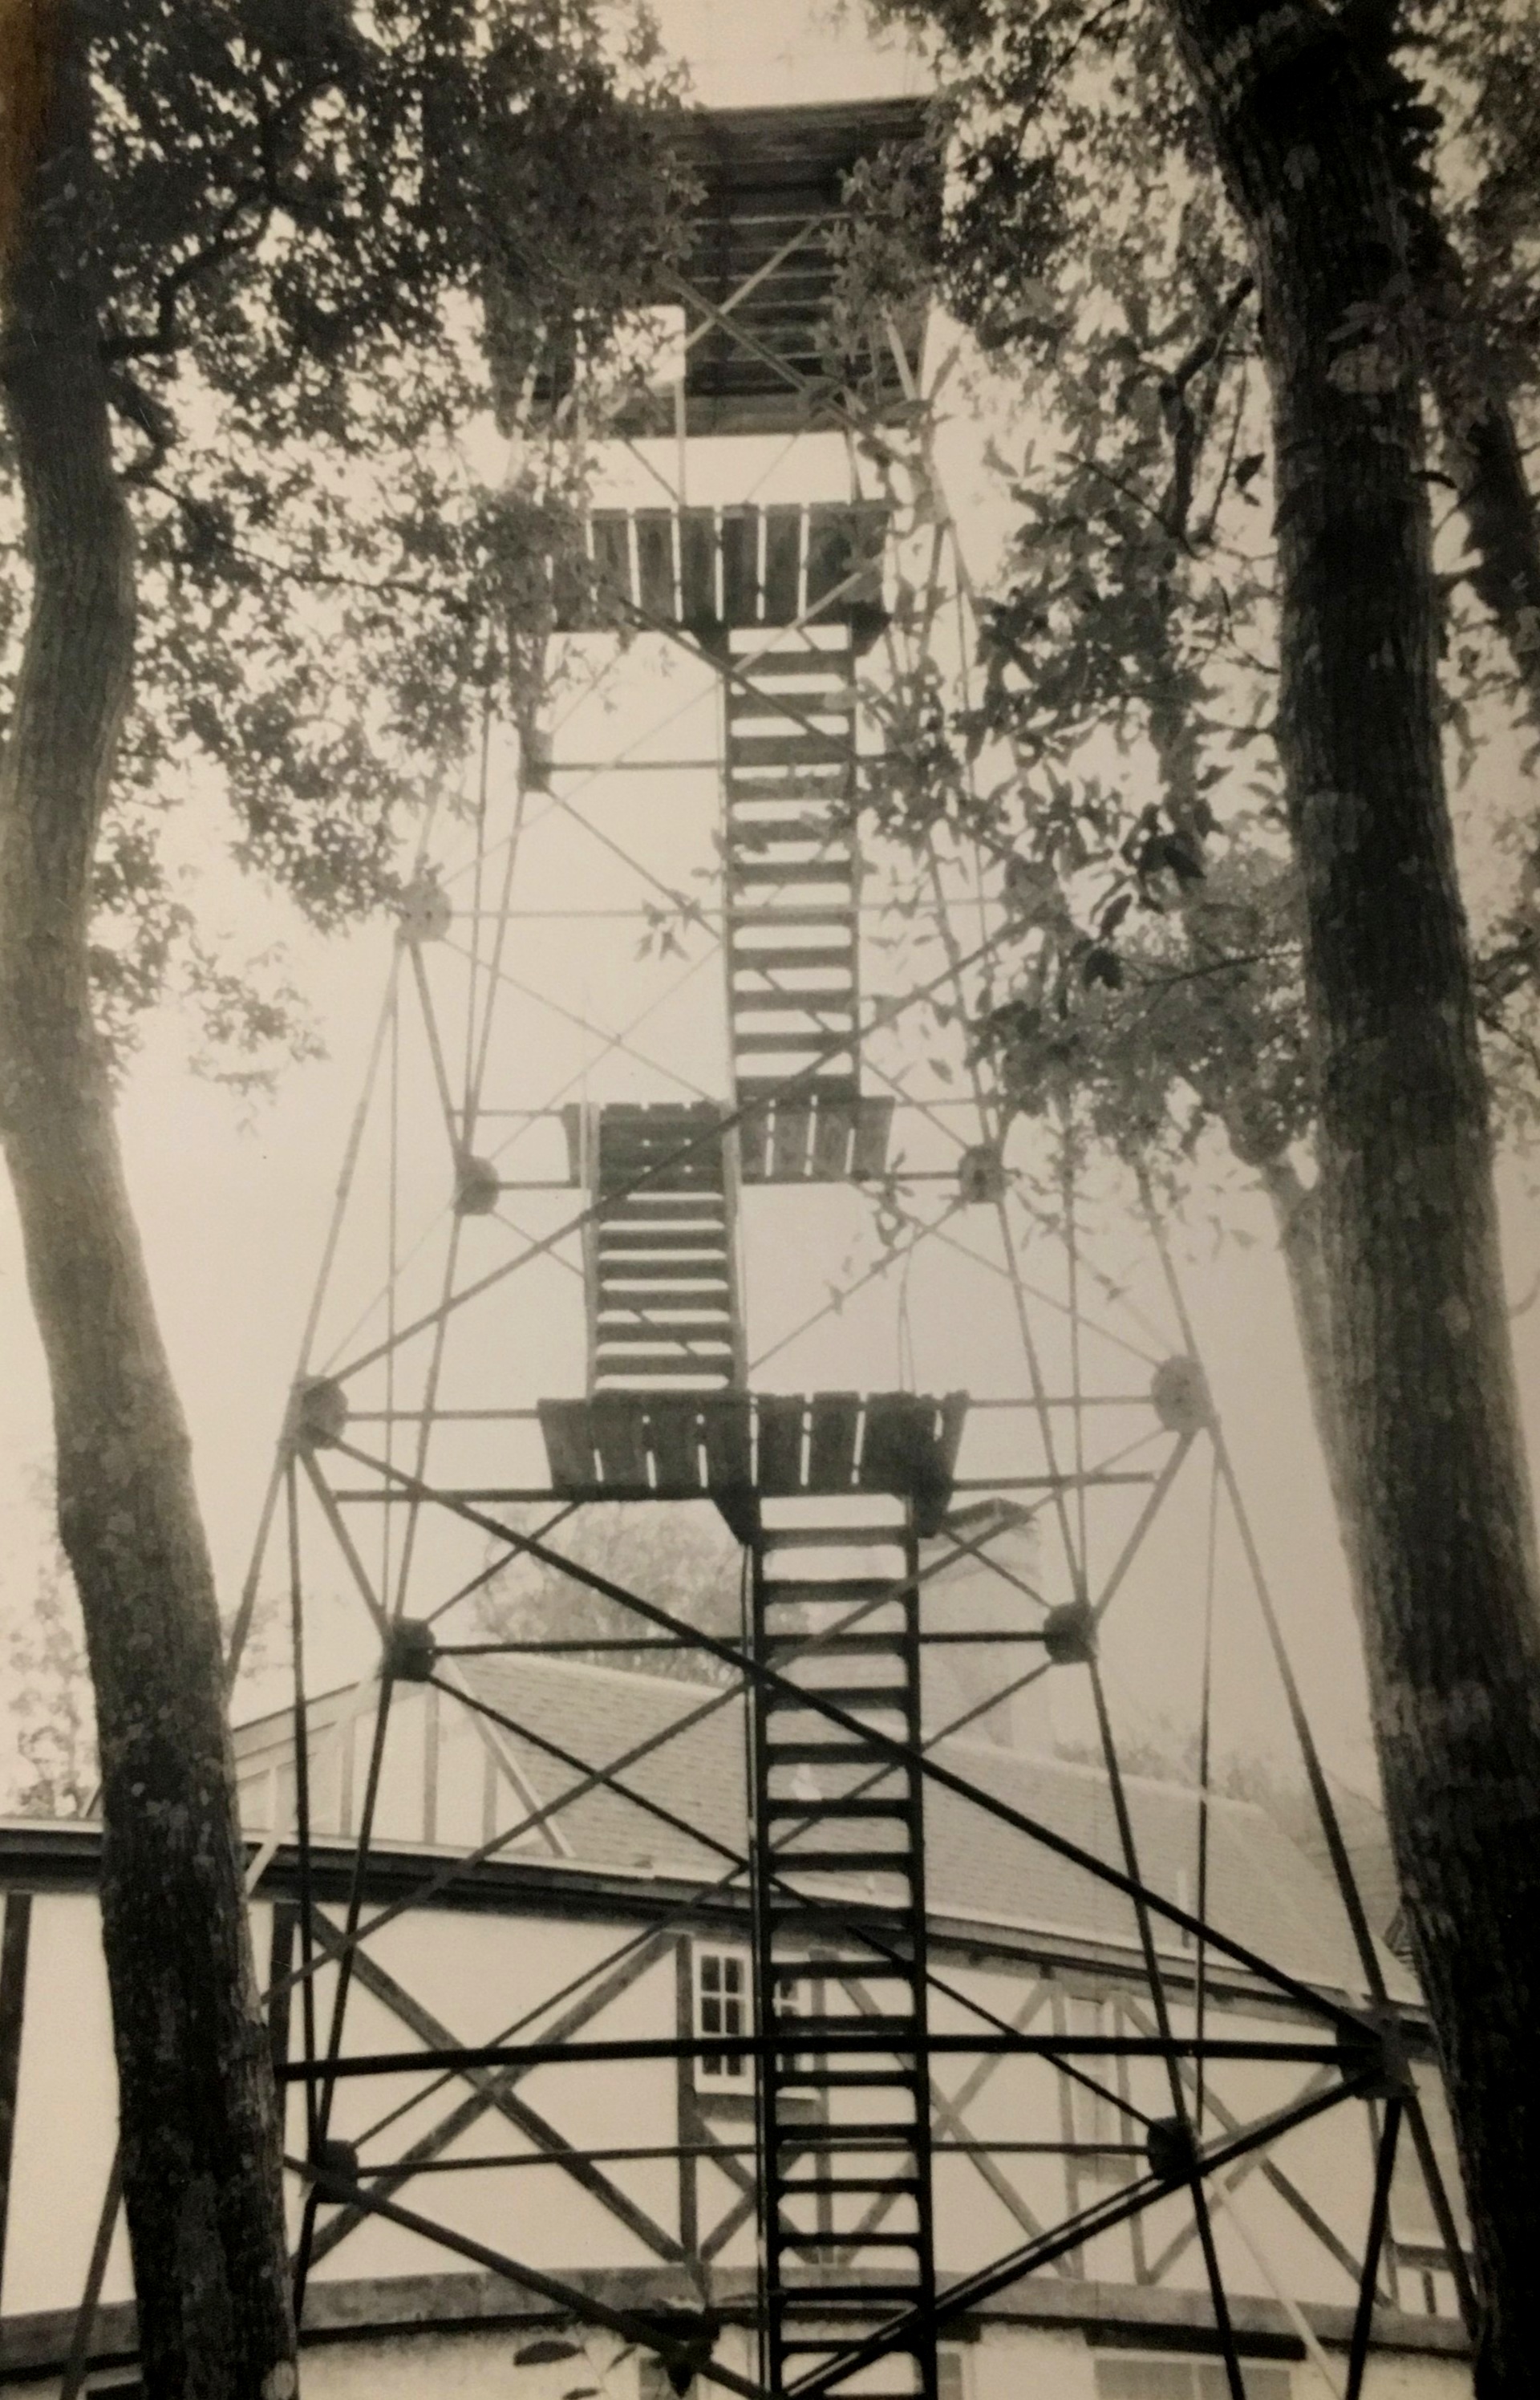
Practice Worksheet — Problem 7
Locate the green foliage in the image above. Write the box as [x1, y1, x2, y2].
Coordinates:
[0, 0, 691, 1070]
[474, 1502, 743, 1687]
[4, 1488, 281, 1814]
[7, 1543, 95, 1820]
[855, 0, 1540, 1190]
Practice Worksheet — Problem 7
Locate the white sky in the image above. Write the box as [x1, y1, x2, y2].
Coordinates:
[2, 0, 1539, 1812]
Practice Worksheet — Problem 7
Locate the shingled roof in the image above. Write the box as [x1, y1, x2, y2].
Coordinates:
[290, 1651, 1412, 2005]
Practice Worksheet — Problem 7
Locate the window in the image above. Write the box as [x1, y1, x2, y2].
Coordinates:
[695, 1948, 748, 2085]
[693, 1947, 807, 2090]
[1095, 2357, 1291, 2400]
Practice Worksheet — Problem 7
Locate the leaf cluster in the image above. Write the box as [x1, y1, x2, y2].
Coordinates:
[474, 1502, 744, 1688]
[856, 0, 1540, 1194]
[2, 0, 694, 1067]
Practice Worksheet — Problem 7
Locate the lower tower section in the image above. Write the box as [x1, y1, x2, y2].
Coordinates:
[751, 1496, 936, 2400]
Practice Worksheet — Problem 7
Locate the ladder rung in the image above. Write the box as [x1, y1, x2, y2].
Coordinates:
[764, 1741, 891, 1766]
[732, 1008, 857, 1033]
[595, 1352, 734, 1370]
[768, 1687, 909, 1712]
[763, 1590, 907, 1611]
[727, 680, 855, 709]
[729, 906, 853, 924]
[730, 861, 856, 884]
[597, 1310, 733, 1328]
[597, 1194, 723, 1213]
[764, 1635, 909, 1659]
[605, 1189, 726, 1208]
[763, 1536, 906, 1555]
[770, 1850, 914, 1875]
[598, 1218, 727, 1239]
[772, 2122, 918, 2147]
[734, 1033, 857, 1053]
[597, 1231, 732, 1254]
[598, 1266, 732, 1286]
[730, 945, 857, 973]
[728, 733, 853, 763]
[779, 2233, 921, 2253]
[780, 2177, 922, 2197]
[595, 1333, 732, 1352]
[595, 1328, 732, 1348]
[767, 1798, 913, 1822]
[732, 987, 856, 1011]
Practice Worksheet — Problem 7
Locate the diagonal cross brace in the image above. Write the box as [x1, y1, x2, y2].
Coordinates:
[326, 1438, 1368, 2036]
[304, 1924, 680, 2266]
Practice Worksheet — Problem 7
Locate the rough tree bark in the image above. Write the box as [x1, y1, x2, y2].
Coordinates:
[1247, 1153, 1367, 1599]
[1158, 2, 1540, 2389]
[0, 11, 296, 2395]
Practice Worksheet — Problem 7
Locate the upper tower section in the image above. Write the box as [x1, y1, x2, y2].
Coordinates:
[627, 95, 933, 437]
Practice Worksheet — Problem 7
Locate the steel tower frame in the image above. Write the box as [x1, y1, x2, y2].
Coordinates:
[51, 92, 1474, 2400]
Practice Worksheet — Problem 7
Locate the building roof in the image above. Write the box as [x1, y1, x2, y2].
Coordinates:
[235, 1652, 1413, 2005]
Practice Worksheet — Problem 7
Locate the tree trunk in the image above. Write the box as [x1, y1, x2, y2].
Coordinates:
[0, 15, 296, 2397]
[1159, 3, 1540, 2391]
[1251, 1151, 1368, 1608]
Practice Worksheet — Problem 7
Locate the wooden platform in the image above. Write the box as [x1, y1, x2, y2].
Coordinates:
[537, 1389, 967, 1536]
[737, 1089, 893, 1182]
[561, 1094, 894, 1190]
[553, 502, 888, 652]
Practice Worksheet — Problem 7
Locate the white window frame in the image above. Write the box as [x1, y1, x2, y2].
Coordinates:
[692, 1944, 808, 2091]
[695, 1944, 750, 2086]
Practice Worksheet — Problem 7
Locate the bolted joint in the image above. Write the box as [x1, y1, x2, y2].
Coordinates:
[454, 1153, 501, 1216]
[383, 1618, 438, 1683]
[1041, 1598, 1096, 1667]
[1151, 1355, 1211, 1436]
[314, 2136, 359, 2188]
[958, 1141, 1007, 1206]
[1145, 2114, 1201, 2189]
[396, 871, 452, 946]
[1337, 2006, 1416, 2102]
[286, 1375, 348, 1453]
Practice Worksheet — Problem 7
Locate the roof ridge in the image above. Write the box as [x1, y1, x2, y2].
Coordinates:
[462, 1648, 731, 1708]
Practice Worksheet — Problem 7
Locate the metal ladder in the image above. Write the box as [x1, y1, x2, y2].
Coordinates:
[724, 630, 863, 1129]
[578, 1103, 744, 1393]
[750, 1496, 937, 2400]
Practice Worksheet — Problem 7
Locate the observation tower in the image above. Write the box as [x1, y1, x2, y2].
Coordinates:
[0, 93, 1473, 2400]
